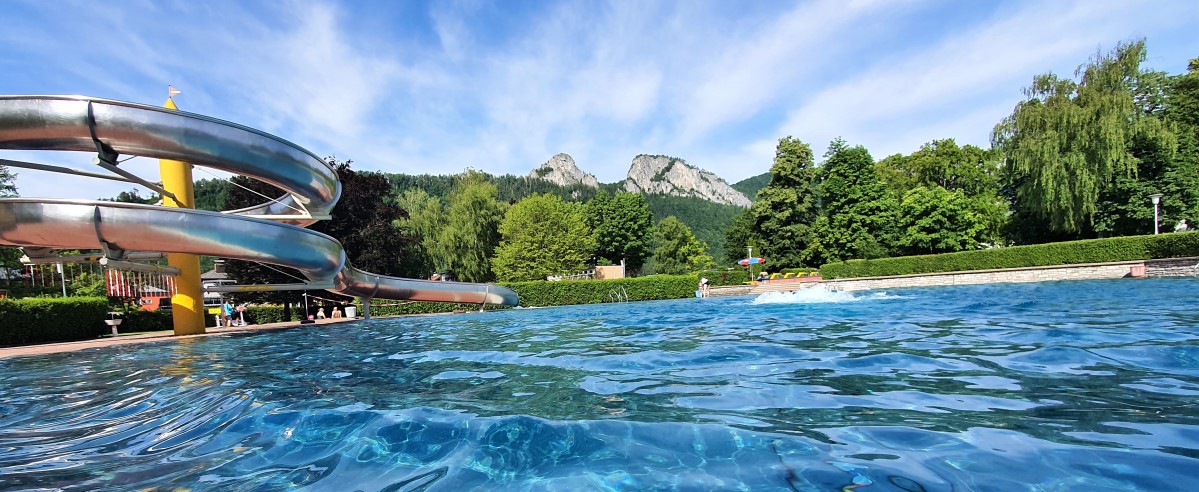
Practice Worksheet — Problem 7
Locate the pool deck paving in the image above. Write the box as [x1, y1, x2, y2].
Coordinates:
[0, 317, 361, 359]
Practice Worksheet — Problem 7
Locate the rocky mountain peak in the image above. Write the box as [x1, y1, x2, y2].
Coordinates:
[622, 155, 751, 207]
[528, 153, 599, 188]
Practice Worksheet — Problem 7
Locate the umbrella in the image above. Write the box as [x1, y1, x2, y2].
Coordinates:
[738, 257, 766, 266]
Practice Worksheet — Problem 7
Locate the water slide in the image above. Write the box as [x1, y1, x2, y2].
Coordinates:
[0, 95, 518, 307]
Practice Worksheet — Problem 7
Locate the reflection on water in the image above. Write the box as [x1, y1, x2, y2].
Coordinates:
[0, 279, 1197, 490]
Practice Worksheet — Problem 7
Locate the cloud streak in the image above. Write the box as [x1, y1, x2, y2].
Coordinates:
[2, 0, 1194, 201]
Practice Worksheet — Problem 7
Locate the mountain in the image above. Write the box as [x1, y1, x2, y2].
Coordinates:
[622, 155, 752, 207]
[528, 153, 599, 188]
[731, 172, 770, 202]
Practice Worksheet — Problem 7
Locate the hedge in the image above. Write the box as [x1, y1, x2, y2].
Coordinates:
[119, 310, 173, 333]
[0, 296, 110, 346]
[501, 274, 698, 307]
[820, 231, 1199, 279]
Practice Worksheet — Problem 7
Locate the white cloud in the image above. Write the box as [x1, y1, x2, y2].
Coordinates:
[4, 0, 1195, 201]
[776, 0, 1192, 160]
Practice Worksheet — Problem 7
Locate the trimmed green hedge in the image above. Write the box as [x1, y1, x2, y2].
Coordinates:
[119, 310, 173, 333]
[0, 296, 110, 346]
[820, 231, 1199, 279]
[501, 274, 698, 307]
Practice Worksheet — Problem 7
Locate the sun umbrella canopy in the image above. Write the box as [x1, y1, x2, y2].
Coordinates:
[738, 257, 766, 266]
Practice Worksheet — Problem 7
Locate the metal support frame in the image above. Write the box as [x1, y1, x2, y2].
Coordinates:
[204, 282, 335, 293]
[98, 257, 180, 276]
[86, 101, 178, 202]
[21, 252, 163, 265]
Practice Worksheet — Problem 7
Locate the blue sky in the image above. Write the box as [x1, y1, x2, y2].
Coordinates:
[2, 0, 1196, 201]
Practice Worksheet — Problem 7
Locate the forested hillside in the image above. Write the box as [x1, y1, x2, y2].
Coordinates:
[731, 173, 770, 202]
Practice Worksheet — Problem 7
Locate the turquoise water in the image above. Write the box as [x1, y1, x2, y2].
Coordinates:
[1, 278, 1198, 491]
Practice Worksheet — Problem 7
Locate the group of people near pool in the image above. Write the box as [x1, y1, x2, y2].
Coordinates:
[314, 306, 346, 319]
[219, 300, 246, 327]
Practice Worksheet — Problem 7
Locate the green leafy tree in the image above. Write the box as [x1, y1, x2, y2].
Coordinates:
[0, 164, 15, 197]
[805, 139, 897, 265]
[435, 169, 505, 282]
[393, 188, 444, 278]
[747, 136, 820, 268]
[653, 216, 714, 274]
[493, 193, 595, 281]
[584, 190, 653, 274]
[69, 272, 108, 297]
[895, 186, 989, 254]
[722, 208, 757, 264]
[876, 139, 1009, 246]
[105, 188, 159, 204]
[194, 178, 231, 211]
[993, 39, 1176, 235]
[0, 165, 19, 278]
[876, 139, 1003, 197]
[1161, 57, 1199, 228]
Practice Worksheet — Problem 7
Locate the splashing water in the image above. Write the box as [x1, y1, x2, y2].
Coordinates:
[751, 285, 900, 304]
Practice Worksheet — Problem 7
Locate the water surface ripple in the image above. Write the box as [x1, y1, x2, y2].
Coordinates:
[1, 278, 1197, 490]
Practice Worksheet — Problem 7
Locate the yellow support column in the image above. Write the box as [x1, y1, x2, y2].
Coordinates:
[160, 96, 205, 335]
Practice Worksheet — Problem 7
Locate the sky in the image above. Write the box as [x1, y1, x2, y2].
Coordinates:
[1, 0, 1196, 201]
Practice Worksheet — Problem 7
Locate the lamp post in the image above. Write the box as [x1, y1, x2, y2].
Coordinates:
[1150, 194, 1163, 235]
[747, 245, 754, 282]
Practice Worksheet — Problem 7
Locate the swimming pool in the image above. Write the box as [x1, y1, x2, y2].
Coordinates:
[1, 278, 1196, 490]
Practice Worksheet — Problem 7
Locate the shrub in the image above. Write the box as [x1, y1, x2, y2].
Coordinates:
[0, 296, 110, 346]
[501, 274, 697, 307]
[820, 231, 1199, 279]
[244, 304, 300, 324]
[119, 310, 173, 333]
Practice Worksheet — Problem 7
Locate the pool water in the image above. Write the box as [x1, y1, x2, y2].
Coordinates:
[1, 278, 1197, 490]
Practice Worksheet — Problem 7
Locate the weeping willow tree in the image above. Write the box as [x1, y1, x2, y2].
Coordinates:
[992, 39, 1175, 235]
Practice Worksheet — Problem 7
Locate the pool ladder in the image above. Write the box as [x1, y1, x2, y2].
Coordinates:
[607, 286, 628, 303]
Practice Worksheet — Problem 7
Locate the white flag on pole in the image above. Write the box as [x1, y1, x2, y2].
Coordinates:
[168, 85, 181, 97]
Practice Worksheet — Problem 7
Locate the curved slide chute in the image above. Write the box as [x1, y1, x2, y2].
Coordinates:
[0, 95, 518, 307]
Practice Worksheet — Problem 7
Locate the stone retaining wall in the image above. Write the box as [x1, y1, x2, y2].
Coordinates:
[803, 257, 1199, 293]
[1146, 257, 1199, 277]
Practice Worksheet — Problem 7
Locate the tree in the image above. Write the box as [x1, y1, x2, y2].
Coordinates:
[722, 208, 756, 264]
[875, 139, 1009, 247]
[584, 190, 653, 274]
[69, 272, 108, 297]
[805, 139, 897, 265]
[393, 188, 444, 278]
[0, 164, 16, 197]
[653, 216, 714, 275]
[895, 186, 989, 254]
[105, 188, 159, 204]
[224, 158, 419, 308]
[194, 178, 231, 211]
[493, 193, 595, 282]
[0, 165, 19, 277]
[876, 139, 1002, 197]
[435, 169, 505, 282]
[993, 39, 1176, 235]
[746, 136, 820, 268]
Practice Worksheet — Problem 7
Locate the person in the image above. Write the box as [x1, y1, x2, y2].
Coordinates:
[699, 277, 710, 298]
[221, 300, 234, 327]
[1176, 219, 1189, 232]
[316, 307, 326, 319]
[757, 271, 770, 282]
[331, 306, 343, 319]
